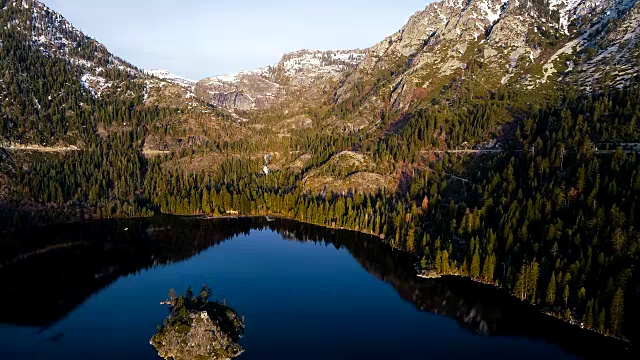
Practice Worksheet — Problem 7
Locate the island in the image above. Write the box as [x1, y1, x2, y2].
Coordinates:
[150, 286, 245, 360]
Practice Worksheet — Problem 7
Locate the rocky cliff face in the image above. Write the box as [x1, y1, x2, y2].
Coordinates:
[195, 49, 365, 111]
[332, 0, 639, 129]
[564, 0, 640, 90]
[196, 68, 283, 111]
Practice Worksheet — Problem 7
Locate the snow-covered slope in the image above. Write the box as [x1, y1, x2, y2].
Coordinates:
[27, 0, 137, 73]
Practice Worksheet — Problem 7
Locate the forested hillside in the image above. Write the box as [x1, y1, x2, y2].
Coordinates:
[1, 0, 640, 346]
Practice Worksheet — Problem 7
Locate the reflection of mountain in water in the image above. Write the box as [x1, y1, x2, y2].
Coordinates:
[0, 217, 635, 358]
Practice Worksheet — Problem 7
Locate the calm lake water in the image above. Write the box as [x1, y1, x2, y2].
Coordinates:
[0, 217, 634, 359]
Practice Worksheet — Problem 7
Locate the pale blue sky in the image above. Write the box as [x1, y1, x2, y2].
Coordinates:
[42, 0, 431, 80]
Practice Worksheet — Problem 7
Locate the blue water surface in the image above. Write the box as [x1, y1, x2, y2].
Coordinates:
[0, 226, 580, 359]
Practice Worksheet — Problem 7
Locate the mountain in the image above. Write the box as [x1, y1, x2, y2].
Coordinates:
[184, 0, 638, 133]
[195, 49, 365, 111]
[145, 69, 197, 89]
[564, 0, 640, 90]
[2, 0, 640, 345]
[333, 0, 640, 130]
[0, 0, 247, 150]
[15, 0, 140, 98]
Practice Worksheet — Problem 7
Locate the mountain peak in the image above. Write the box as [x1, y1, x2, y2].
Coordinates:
[145, 69, 196, 88]
[195, 49, 365, 111]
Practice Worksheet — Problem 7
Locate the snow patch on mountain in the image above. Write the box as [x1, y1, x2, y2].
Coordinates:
[541, 0, 639, 87]
[196, 49, 365, 111]
[145, 69, 196, 88]
[576, 0, 640, 90]
[548, 0, 636, 33]
[81, 74, 112, 97]
[478, 0, 503, 24]
[204, 67, 271, 87]
[280, 50, 365, 78]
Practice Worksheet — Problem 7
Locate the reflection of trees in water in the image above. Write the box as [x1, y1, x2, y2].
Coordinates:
[0, 217, 633, 358]
[269, 219, 636, 358]
[0, 217, 256, 327]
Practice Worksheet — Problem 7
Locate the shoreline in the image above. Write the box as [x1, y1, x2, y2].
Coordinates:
[191, 212, 385, 239]
[416, 271, 634, 348]
[198, 213, 636, 349]
[3, 212, 636, 350]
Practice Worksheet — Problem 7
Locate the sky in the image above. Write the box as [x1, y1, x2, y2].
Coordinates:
[42, 0, 432, 80]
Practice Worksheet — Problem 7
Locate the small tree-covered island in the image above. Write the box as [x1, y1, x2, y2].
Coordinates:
[150, 286, 245, 360]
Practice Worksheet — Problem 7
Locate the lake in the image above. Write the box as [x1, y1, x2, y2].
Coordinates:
[0, 217, 634, 359]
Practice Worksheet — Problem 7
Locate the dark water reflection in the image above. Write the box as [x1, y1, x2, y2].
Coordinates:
[0, 216, 635, 359]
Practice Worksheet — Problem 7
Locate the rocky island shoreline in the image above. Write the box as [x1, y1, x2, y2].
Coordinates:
[150, 286, 245, 360]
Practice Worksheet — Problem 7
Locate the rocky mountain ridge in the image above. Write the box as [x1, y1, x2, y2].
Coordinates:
[326, 0, 640, 131]
[145, 69, 197, 88]
[195, 49, 365, 111]
[179, 0, 640, 133]
[8, 0, 638, 130]
[1, 0, 639, 148]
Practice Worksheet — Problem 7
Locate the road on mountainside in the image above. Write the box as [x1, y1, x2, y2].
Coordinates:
[1, 145, 80, 153]
[424, 147, 640, 155]
[420, 149, 524, 154]
[594, 143, 640, 154]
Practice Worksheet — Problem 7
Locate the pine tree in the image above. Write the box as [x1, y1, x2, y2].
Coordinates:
[202, 190, 211, 214]
[610, 287, 625, 335]
[168, 288, 176, 304]
[470, 250, 481, 279]
[598, 309, 607, 334]
[546, 271, 557, 305]
[527, 261, 539, 302]
[435, 250, 443, 274]
[406, 224, 416, 252]
[515, 264, 527, 300]
[583, 299, 594, 329]
[441, 250, 450, 274]
[199, 284, 212, 303]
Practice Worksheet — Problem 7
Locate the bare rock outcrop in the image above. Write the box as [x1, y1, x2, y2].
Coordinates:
[195, 49, 365, 111]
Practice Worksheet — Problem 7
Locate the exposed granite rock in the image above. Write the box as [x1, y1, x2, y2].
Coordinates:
[195, 70, 283, 111]
[195, 49, 365, 111]
[329, 0, 639, 129]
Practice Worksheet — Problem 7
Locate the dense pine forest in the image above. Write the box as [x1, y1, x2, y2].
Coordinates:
[1, 0, 640, 349]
